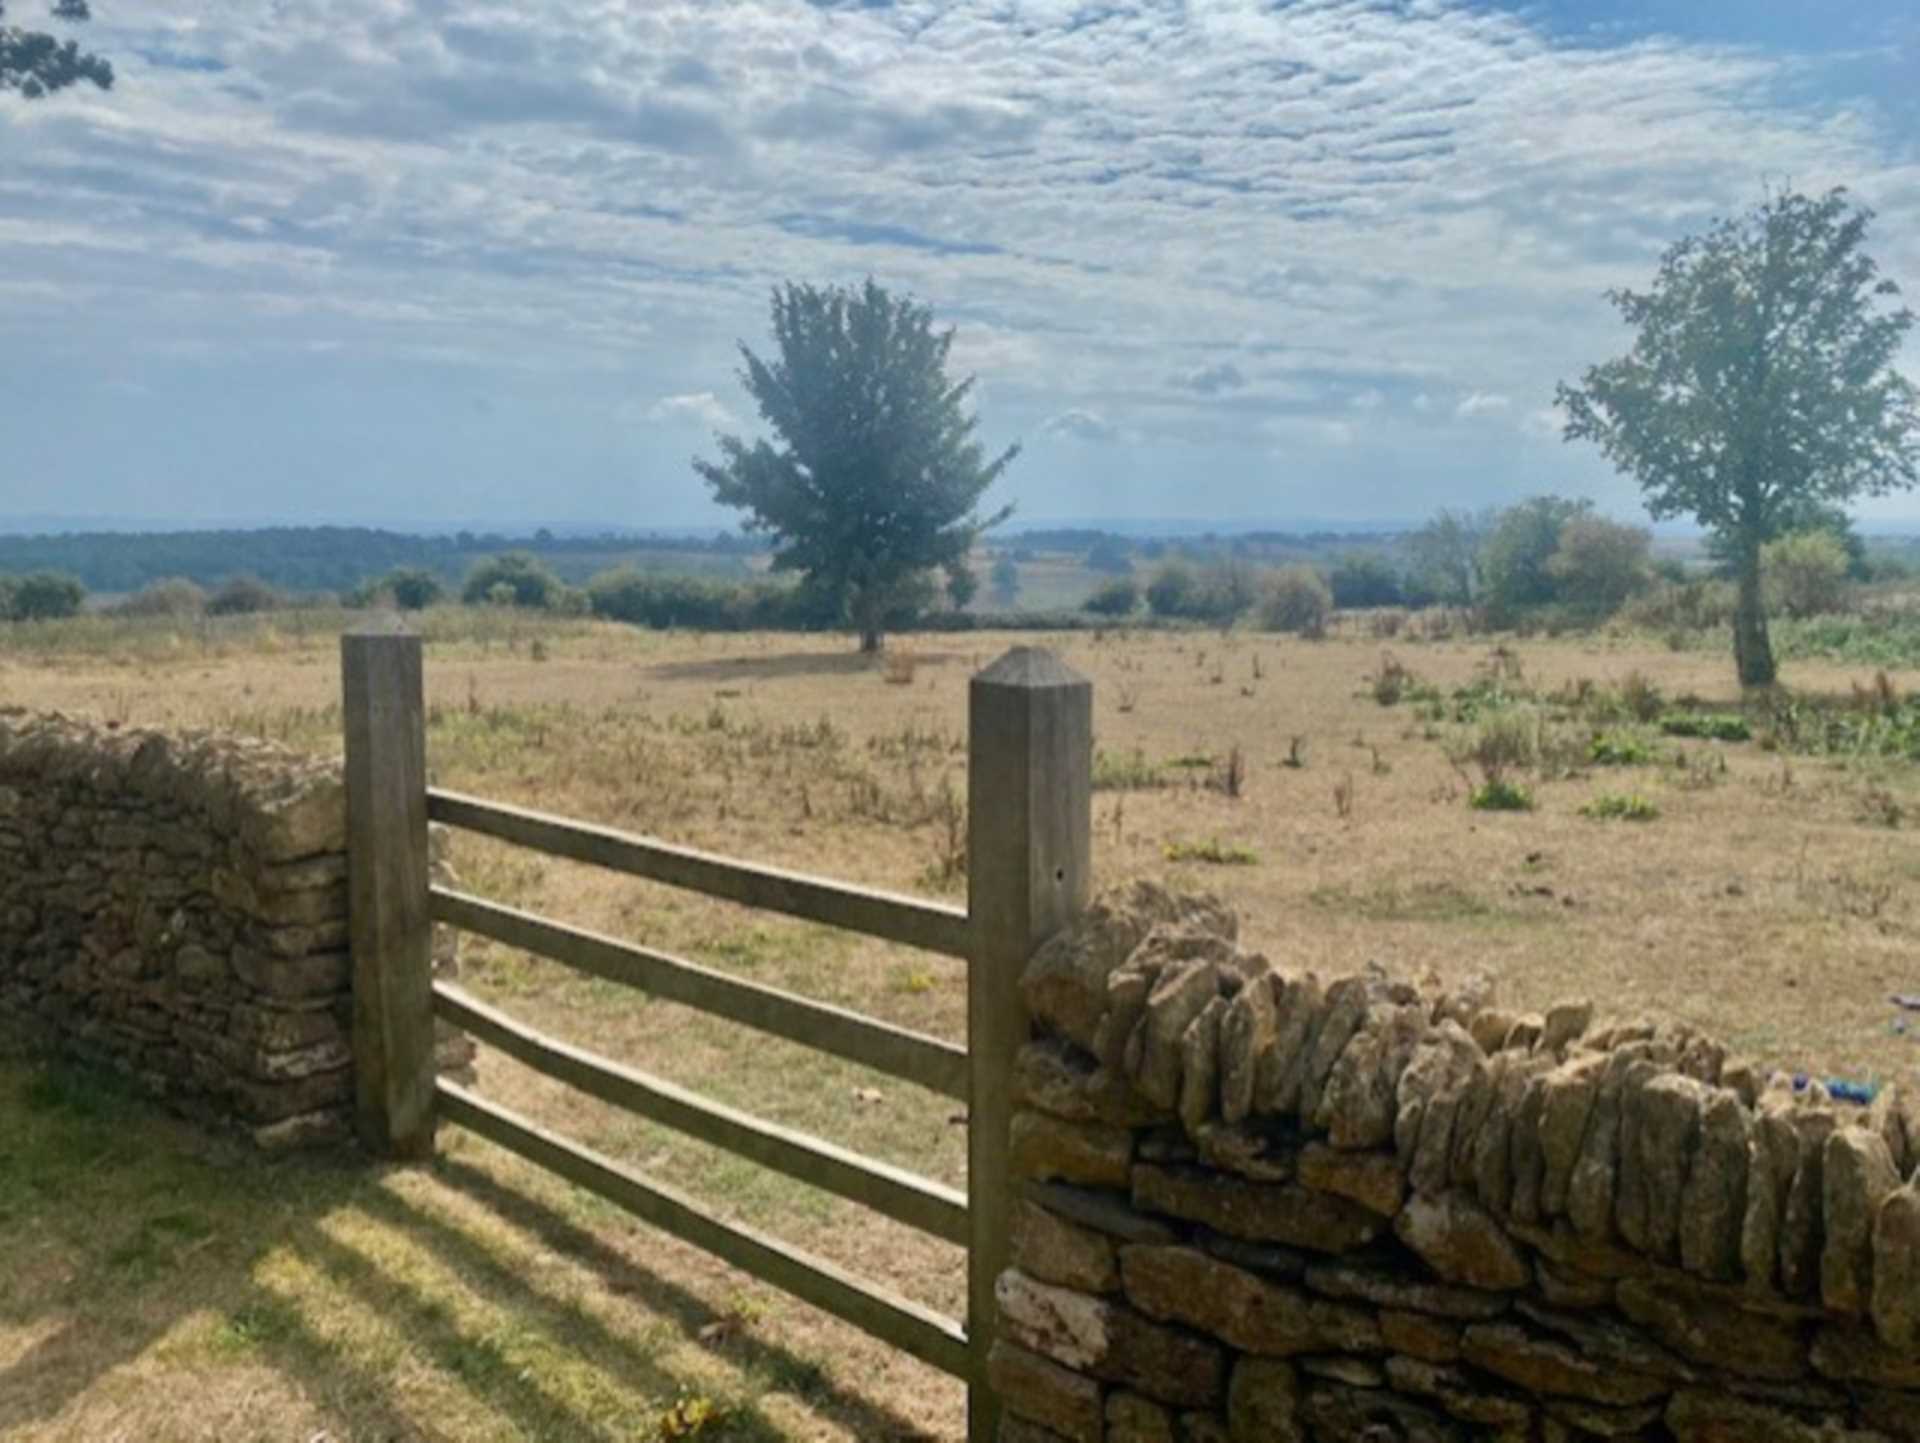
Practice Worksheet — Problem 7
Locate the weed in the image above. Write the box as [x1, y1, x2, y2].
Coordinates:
[1661, 712, 1751, 742]
[1619, 670, 1663, 723]
[1115, 683, 1139, 714]
[1858, 785, 1905, 829]
[1332, 771, 1354, 821]
[1672, 748, 1728, 790]
[1588, 731, 1654, 766]
[1579, 792, 1660, 822]
[1218, 744, 1246, 799]
[882, 650, 917, 685]
[1469, 779, 1535, 812]
[1369, 652, 1417, 706]
[1094, 748, 1167, 791]
[1283, 735, 1306, 769]
[1164, 836, 1260, 865]
[654, 1392, 729, 1439]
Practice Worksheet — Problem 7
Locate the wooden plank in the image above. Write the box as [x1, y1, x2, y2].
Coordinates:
[426, 789, 970, 958]
[436, 1080, 970, 1379]
[964, 647, 1094, 1443]
[430, 886, 968, 1102]
[432, 983, 968, 1247]
[341, 627, 435, 1159]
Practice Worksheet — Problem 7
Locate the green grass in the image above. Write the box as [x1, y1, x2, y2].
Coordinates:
[0, 1035, 930, 1442]
[1163, 836, 1260, 865]
[1093, 747, 1169, 790]
[1587, 731, 1655, 766]
[1579, 792, 1661, 822]
[1468, 778, 1535, 811]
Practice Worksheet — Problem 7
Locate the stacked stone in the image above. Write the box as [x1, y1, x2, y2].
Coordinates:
[0, 708, 358, 1146]
[994, 880, 1920, 1442]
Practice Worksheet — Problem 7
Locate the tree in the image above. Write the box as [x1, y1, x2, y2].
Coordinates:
[1761, 529, 1851, 619]
[1255, 566, 1332, 637]
[1404, 507, 1495, 606]
[463, 552, 559, 608]
[1481, 496, 1592, 615]
[1083, 576, 1138, 617]
[1328, 551, 1404, 609]
[694, 279, 1017, 651]
[1, 1, 112, 99]
[384, 567, 445, 610]
[1558, 188, 1919, 685]
[1545, 514, 1652, 619]
[1145, 561, 1195, 618]
[8, 570, 85, 619]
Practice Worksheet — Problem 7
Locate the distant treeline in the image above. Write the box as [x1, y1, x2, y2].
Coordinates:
[0, 526, 767, 594]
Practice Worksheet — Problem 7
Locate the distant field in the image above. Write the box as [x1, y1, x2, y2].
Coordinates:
[5, 608, 1920, 1438]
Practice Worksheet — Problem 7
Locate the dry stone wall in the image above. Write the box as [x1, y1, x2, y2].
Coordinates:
[996, 881, 1920, 1442]
[0, 708, 468, 1147]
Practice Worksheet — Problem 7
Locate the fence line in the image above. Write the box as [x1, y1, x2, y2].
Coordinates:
[345, 630, 1093, 1443]
[435, 1080, 972, 1379]
[426, 788, 972, 958]
[429, 885, 968, 1100]
[431, 982, 968, 1245]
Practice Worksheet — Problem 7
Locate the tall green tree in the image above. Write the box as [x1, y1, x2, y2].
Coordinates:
[1481, 495, 1591, 615]
[695, 279, 1017, 651]
[1558, 188, 1918, 685]
[1, 1, 112, 99]
[1404, 506, 1495, 606]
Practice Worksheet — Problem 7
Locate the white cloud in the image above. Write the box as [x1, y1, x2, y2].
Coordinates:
[646, 391, 737, 431]
[3, 0, 1917, 521]
[1040, 408, 1120, 443]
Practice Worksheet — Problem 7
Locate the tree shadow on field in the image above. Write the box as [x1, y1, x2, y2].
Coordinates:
[642, 649, 969, 685]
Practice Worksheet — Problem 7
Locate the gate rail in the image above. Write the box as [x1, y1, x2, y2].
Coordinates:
[340, 629, 1092, 1443]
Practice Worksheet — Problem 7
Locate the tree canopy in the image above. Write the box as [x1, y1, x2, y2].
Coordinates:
[694, 279, 1018, 651]
[1558, 187, 1918, 684]
[1, 1, 112, 99]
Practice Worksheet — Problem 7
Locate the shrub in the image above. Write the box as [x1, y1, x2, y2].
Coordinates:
[205, 575, 284, 615]
[1763, 529, 1853, 619]
[112, 577, 206, 618]
[1580, 792, 1660, 821]
[384, 567, 445, 610]
[1588, 731, 1654, 765]
[1190, 562, 1260, 623]
[1083, 577, 1140, 617]
[1546, 514, 1653, 618]
[1370, 652, 1418, 706]
[1619, 670, 1664, 723]
[463, 551, 561, 609]
[1255, 566, 1332, 636]
[7, 571, 86, 620]
[1145, 561, 1196, 618]
[1329, 552, 1404, 609]
[1469, 779, 1534, 811]
[1619, 578, 1736, 633]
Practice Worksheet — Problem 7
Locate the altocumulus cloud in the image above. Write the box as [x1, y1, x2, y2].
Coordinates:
[2, 0, 1916, 525]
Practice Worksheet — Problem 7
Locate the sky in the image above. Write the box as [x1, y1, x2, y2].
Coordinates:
[2, 0, 1917, 533]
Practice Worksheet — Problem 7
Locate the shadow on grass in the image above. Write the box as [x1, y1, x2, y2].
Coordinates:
[0, 1043, 942, 1440]
[428, 1152, 944, 1441]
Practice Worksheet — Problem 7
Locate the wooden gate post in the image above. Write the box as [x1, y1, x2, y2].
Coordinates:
[342, 624, 435, 1159]
[967, 647, 1092, 1442]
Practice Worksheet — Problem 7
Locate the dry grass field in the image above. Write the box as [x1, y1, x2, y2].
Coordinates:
[5, 606, 1920, 1440]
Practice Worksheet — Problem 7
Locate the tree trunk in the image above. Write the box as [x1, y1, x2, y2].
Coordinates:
[1732, 538, 1776, 688]
[860, 627, 882, 653]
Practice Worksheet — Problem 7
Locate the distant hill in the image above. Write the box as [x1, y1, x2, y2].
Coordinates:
[0, 526, 766, 596]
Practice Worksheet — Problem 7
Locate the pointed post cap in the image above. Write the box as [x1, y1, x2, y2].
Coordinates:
[972, 646, 1089, 690]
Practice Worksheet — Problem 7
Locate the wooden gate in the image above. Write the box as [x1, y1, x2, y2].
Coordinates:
[340, 630, 1092, 1442]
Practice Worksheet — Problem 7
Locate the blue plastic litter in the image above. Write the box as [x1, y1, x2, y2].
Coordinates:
[1793, 1072, 1878, 1105]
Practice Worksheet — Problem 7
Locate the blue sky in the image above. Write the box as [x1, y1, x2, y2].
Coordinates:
[2, 0, 1916, 531]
